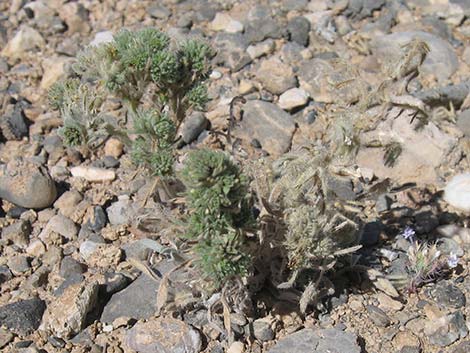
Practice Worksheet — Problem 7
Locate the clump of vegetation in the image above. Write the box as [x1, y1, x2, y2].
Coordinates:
[49, 28, 214, 178]
[180, 149, 253, 286]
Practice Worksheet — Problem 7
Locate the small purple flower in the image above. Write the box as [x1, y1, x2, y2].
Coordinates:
[401, 226, 415, 242]
[447, 253, 459, 269]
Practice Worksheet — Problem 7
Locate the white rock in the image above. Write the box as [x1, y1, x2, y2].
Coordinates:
[210, 13, 244, 33]
[210, 70, 223, 79]
[247, 39, 275, 59]
[70, 166, 115, 182]
[26, 239, 46, 257]
[444, 174, 470, 212]
[89, 31, 114, 47]
[278, 88, 309, 110]
[227, 341, 245, 353]
[40, 56, 72, 90]
[1, 26, 45, 59]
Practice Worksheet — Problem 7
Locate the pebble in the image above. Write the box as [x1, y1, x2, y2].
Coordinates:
[180, 112, 208, 144]
[7, 255, 31, 274]
[70, 166, 116, 182]
[213, 33, 252, 71]
[2, 220, 31, 247]
[227, 342, 244, 353]
[210, 13, 244, 33]
[104, 138, 124, 158]
[1, 26, 45, 59]
[278, 88, 309, 110]
[40, 56, 71, 90]
[287, 16, 311, 47]
[256, 57, 297, 95]
[148, 4, 171, 19]
[0, 159, 57, 209]
[39, 214, 78, 242]
[377, 293, 404, 311]
[253, 319, 274, 341]
[125, 317, 201, 353]
[57, 2, 90, 34]
[247, 39, 275, 59]
[59, 256, 86, 279]
[0, 298, 46, 336]
[426, 281, 466, 310]
[245, 18, 284, 44]
[106, 197, 138, 226]
[426, 311, 468, 347]
[366, 305, 391, 327]
[0, 327, 14, 349]
[54, 190, 83, 218]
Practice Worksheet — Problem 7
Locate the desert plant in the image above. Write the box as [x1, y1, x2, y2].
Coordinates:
[49, 28, 214, 178]
[180, 149, 253, 286]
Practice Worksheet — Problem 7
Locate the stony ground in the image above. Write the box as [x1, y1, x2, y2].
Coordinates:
[1, 0, 470, 352]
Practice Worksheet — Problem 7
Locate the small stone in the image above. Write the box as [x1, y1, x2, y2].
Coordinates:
[227, 341, 244, 353]
[287, 17, 310, 47]
[0, 298, 46, 336]
[256, 57, 297, 95]
[7, 255, 31, 275]
[247, 39, 275, 59]
[104, 138, 124, 158]
[452, 341, 470, 353]
[239, 80, 256, 95]
[125, 317, 201, 353]
[26, 239, 46, 257]
[0, 159, 57, 209]
[180, 112, 208, 144]
[210, 13, 244, 33]
[39, 214, 78, 242]
[57, 2, 90, 34]
[0, 327, 14, 349]
[426, 281, 466, 309]
[40, 56, 71, 90]
[377, 293, 404, 311]
[253, 319, 274, 341]
[54, 190, 83, 218]
[0, 265, 12, 284]
[83, 206, 107, 232]
[149, 4, 171, 19]
[245, 18, 284, 44]
[59, 256, 86, 278]
[1, 26, 45, 59]
[1, 101, 30, 140]
[278, 88, 309, 110]
[426, 311, 468, 347]
[444, 173, 470, 212]
[213, 33, 252, 72]
[89, 31, 114, 47]
[106, 197, 138, 226]
[79, 240, 100, 261]
[70, 166, 115, 182]
[42, 280, 99, 338]
[361, 221, 382, 247]
[366, 305, 391, 327]
[2, 220, 31, 247]
[102, 156, 120, 168]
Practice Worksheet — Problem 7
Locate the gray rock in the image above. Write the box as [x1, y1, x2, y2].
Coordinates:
[457, 109, 470, 137]
[0, 159, 57, 209]
[1, 101, 29, 140]
[287, 17, 310, 47]
[40, 214, 78, 241]
[106, 197, 138, 226]
[149, 4, 171, 19]
[100, 273, 159, 323]
[437, 237, 463, 257]
[102, 271, 130, 296]
[213, 33, 252, 72]
[245, 18, 285, 44]
[366, 305, 391, 327]
[7, 255, 30, 274]
[0, 298, 46, 336]
[235, 100, 295, 157]
[54, 190, 83, 218]
[414, 81, 470, 110]
[122, 238, 166, 261]
[327, 176, 356, 201]
[102, 156, 119, 168]
[426, 281, 466, 309]
[452, 341, 470, 353]
[84, 206, 107, 232]
[253, 320, 274, 341]
[268, 328, 360, 353]
[1, 220, 31, 247]
[59, 256, 86, 279]
[371, 31, 458, 82]
[126, 317, 201, 353]
[343, 0, 386, 19]
[180, 112, 208, 144]
[280, 42, 304, 64]
[0, 265, 12, 284]
[428, 311, 467, 347]
[54, 273, 85, 297]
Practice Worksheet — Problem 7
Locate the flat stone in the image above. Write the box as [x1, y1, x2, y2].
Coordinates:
[70, 166, 115, 182]
[366, 305, 391, 327]
[287, 16, 311, 47]
[180, 112, 208, 144]
[0, 327, 14, 349]
[2, 220, 31, 247]
[235, 100, 295, 157]
[256, 57, 297, 95]
[125, 317, 201, 353]
[0, 298, 46, 336]
[213, 33, 252, 72]
[268, 328, 360, 353]
[39, 214, 78, 241]
[426, 281, 466, 309]
[278, 88, 309, 111]
[210, 13, 243, 33]
[1, 26, 45, 59]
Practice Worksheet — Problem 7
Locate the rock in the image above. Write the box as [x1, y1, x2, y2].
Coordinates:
[102, 271, 130, 296]
[452, 341, 470, 353]
[79, 240, 100, 260]
[149, 4, 171, 19]
[102, 156, 120, 168]
[54, 190, 83, 218]
[444, 173, 470, 212]
[89, 31, 114, 47]
[1, 101, 30, 140]
[59, 256, 86, 279]
[70, 166, 116, 182]
[247, 39, 276, 60]
[2, 219, 31, 247]
[1, 26, 45, 59]
[83, 206, 107, 232]
[125, 317, 201, 353]
[0, 327, 14, 349]
[426, 281, 466, 309]
[253, 319, 274, 341]
[213, 33, 252, 72]
[40, 56, 71, 90]
[39, 214, 78, 242]
[121, 238, 166, 261]
[235, 100, 295, 157]
[180, 112, 208, 144]
[256, 58, 297, 95]
[356, 111, 458, 185]
[371, 31, 458, 82]
[0, 160, 57, 209]
[57, 2, 90, 34]
[278, 88, 309, 110]
[287, 17, 310, 47]
[100, 273, 159, 323]
[0, 298, 46, 336]
[106, 197, 138, 226]
[425, 311, 467, 347]
[414, 81, 470, 109]
[104, 138, 124, 158]
[7, 255, 31, 274]
[210, 13, 244, 33]
[245, 18, 284, 44]
[267, 328, 361, 353]
[26, 239, 46, 257]
[366, 305, 391, 327]
[0, 265, 12, 284]
[42, 280, 99, 338]
[437, 237, 463, 257]
[377, 293, 404, 311]
[227, 342, 245, 353]
[361, 221, 382, 247]
[343, 0, 386, 20]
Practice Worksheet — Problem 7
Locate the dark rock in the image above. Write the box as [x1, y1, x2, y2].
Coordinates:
[267, 328, 360, 353]
[84, 206, 108, 232]
[366, 305, 391, 327]
[59, 256, 87, 278]
[428, 311, 467, 347]
[426, 281, 466, 309]
[344, 0, 386, 19]
[327, 175, 356, 201]
[54, 273, 85, 296]
[100, 273, 159, 323]
[7, 255, 30, 274]
[361, 221, 383, 246]
[0, 265, 12, 284]
[287, 17, 310, 47]
[0, 298, 46, 336]
[102, 271, 131, 296]
[253, 320, 274, 341]
[102, 156, 120, 168]
[376, 194, 392, 213]
[180, 112, 208, 144]
[48, 336, 66, 348]
[414, 81, 470, 110]
[399, 347, 421, 353]
[245, 19, 285, 44]
[415, 210, 439, 233]
[0, 100, 29, 140]
[1, 220, 31, 247]
[213, 33, 252, 71]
